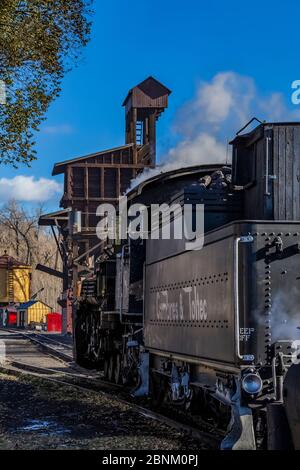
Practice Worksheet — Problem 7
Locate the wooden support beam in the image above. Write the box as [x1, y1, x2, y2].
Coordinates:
[51, 225, 63, 258]
[85, 204, 89, 230]
[85, 167, 89, 200]
[66, 166, 72, 199]
[85, 239, 89, 265]
[68, 197, 124, 202]
[132, 108, 138, 164]
[149, 112, 156, 166]
[69, 163, 146, 169]
[132, 108, 137, 144]
[117, 167, 121, 196]
[74, 239, 105, 264]
[36, 264, 64, 279]
[72, 241, 79, 298]
[144, 117, 149, 144]
[101, 168, 105, 198]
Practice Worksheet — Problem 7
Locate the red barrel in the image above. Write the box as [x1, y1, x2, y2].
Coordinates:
[8, 312, 17, 326]
[47, 313, 62, 333]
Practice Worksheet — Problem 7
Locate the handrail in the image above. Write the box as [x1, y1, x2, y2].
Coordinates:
[234, 235, 254, 361]
[236, 117, 263, 136]
[264, 136, 272, 196]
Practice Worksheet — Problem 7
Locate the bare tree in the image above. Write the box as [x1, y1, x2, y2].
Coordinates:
[0, 200, 62, 311]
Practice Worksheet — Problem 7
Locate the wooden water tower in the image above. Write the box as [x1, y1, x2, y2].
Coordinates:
[123, 76, 171, 167]
[40, 76, 171, 334]
[0, 252, 31, 305]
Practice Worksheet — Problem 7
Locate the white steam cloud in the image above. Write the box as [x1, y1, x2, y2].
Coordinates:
[129, 71, 300, 190]
[269, 290, 300, 342]
[0, 175, 62, 202]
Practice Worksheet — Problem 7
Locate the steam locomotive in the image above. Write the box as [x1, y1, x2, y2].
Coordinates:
[74, 120, 300, 450]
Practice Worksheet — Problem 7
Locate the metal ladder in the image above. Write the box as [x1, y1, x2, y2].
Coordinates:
[8, 269, 14, 303]
[136, 121, 143, 145]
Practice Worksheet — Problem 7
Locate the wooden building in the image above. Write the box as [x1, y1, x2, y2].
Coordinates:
[39, 76, 171, 333]
[17, 300, 53, 328]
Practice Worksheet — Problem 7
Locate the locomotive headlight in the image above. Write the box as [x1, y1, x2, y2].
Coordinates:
[242, 372, 263, 395]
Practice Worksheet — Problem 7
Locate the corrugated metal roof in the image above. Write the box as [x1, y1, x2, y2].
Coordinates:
[18, 300, 52, 310]
[18, 300, 37, 309]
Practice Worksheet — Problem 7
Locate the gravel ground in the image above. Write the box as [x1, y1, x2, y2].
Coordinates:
[0, 371, 206, 450]
[0, 330, 210, 450]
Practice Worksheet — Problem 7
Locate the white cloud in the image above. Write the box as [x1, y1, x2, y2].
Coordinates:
[169, 71, 300, 165]
[0, 176, 62, 202]
[192, 72, 254, 125]
[42, 124, 74, 135]
[130, 71, 300, 189]
[173, 72, 256, 139]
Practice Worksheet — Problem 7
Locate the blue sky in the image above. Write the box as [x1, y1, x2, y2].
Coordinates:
[1, 0, 300, 211]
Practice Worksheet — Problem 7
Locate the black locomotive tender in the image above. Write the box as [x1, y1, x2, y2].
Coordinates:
[75, 121, 300, 450]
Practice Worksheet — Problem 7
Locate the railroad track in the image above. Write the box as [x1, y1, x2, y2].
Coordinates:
[0, 356, 221, 449]
[0, 328, 74, 363]
[0, 329, 223, 448]
[19, 331, 73, 362]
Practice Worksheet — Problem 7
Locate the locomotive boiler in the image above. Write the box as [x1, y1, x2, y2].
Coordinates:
[74, 120, 300, 450]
